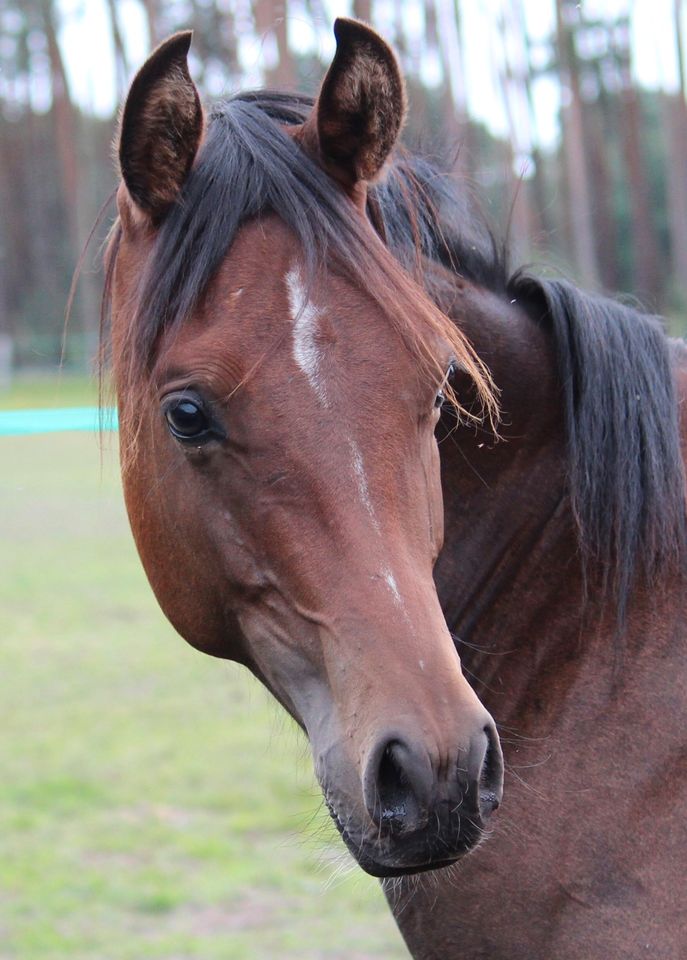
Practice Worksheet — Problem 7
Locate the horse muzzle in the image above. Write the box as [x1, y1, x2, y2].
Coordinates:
[319, 718, 504, 877]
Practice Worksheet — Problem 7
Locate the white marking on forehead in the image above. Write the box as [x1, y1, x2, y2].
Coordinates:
[285, 265, 328, 406]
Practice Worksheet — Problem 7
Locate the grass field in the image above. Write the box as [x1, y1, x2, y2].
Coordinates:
[0, 373, 99, 410]
[1, 378, 407, 959]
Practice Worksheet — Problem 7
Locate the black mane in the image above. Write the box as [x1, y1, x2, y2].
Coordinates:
[121, 89, 686, 618]
[365, 126, 686, 615]
[510, 275, 686, 616]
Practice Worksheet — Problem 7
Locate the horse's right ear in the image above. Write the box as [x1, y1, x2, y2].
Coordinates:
[298, 19, 406, 191]
[118, 31, 203, 223]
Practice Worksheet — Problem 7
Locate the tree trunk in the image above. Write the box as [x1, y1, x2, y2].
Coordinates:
[426, 0, 464, 160]
[104, 0, 129, 94]
[619, 89, 661, 303]
[353, 0, 372, 22]
[615, 27, 662, 305]
[585, 95, 619, 292]
[142, 0, 161, 49]
[42, 0, 78, 214]
[555, 0, 601, 289]
[512, 0, 553, 243]
[254, 0, 295, 89]
[42, 0, 99, 361]
[495, 4, 537, 264]
[448, 0, 474, 175]
[667, 1, 687, 305]
[663, 93, 687, 306]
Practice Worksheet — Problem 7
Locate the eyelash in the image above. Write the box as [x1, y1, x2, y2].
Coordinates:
[435, 362, 457, 410]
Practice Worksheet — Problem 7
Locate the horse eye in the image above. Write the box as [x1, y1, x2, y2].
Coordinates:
[163, 395, 213, 442]
[434, 389, 445, 409]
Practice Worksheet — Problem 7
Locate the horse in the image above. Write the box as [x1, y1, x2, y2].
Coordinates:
[105, 18, 687, 960]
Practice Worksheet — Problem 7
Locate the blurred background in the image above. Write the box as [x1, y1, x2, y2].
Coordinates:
[1, 0, 686, 384]
[1, 2, 686, 958]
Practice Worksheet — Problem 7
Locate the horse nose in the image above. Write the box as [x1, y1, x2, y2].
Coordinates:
[362, 720, 504, 834]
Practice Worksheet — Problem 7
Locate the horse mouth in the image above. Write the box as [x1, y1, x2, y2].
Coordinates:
[325, 797, 486, 878]
[357, 853, 461, 879]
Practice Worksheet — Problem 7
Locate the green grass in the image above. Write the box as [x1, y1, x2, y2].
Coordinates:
[0, 372, 98, 410]
[1, 430, 407, 959]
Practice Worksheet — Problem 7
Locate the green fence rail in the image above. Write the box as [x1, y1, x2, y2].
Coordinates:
[0, 407, 117, 436]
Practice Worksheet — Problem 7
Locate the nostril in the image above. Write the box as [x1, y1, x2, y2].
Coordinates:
[478, 722, 504, 819]
[363, 737, 432, 833]
[377, 744, 409, 823]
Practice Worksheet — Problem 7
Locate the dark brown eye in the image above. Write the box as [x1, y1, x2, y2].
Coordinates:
[163, 393, 217, 443]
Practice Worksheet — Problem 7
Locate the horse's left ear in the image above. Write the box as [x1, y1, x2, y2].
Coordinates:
[300, 18, 407, 189]
[118, 31, 203, 223]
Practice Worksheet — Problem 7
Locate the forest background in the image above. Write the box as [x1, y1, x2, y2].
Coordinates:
[1, 0, 686, 381]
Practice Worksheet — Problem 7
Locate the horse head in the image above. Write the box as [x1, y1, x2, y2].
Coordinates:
[109, 20, 503, 877]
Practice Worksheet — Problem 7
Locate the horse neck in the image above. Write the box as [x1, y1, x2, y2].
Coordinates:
[433, 277, 687, 730]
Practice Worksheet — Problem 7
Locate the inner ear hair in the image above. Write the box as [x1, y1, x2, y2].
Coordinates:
[118, 31, 203, 221]
[306, 18, 407, 188]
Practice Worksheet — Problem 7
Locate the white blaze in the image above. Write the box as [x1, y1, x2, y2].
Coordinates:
[382, 568, 403, 607]
[284, 274, 410, 618]
[349, 440, 408, 615]
[285, 265, 328, 406]
[349, 439, 380, 534]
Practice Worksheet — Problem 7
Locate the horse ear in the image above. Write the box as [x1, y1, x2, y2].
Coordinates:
[303, 18, 407, 188]
[118, 31, 203, 222]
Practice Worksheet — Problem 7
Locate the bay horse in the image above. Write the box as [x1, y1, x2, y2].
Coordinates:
[106, 19, 687, 959]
